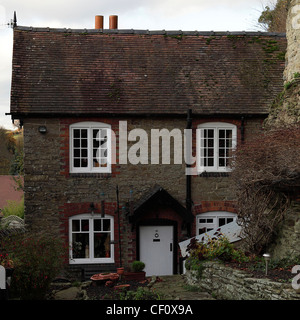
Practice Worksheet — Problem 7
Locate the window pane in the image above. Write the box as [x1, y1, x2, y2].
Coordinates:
[81, 129, 88, 138]
[219, 158, 225, 167]
[207, 218, 214, 223]
[81, 139, 88, 148]
[94, 233, 111, 258]
[74, 159, 80, 167]
[199, 227, 206, 235]
[93, 159, 100, 167]
[73, 129, 80, 138]
[226, 139, 232, 148]
[219, 218, 226, 227]
[199, 219, 206, 223]
[81, 219, 89, 231]
[208, 139, 214, 148]
[208, 158, 214, 166]
[72, 233, 89, 259]
[226, 130, 232, 139]
[74, 139, 80, 148]
[219, 130, 225, 139]
[74, 149, 80, 157]
[227, 218, 233, 224]
[94, 219, 102, 231]
[208, 148, 214, 157]
[81, 159, 88, 167]
[81, 149, 87, 157]
[219, 148, 225, 158]
[103, 219, 111, 231]
[72, 220, 80, 232]
[208, 129, 214, 138]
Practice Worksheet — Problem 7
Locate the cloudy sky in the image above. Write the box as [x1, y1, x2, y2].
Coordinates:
[0, 0, 267, 130]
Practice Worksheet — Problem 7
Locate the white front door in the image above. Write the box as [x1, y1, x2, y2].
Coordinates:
[139, 225, 173, 276]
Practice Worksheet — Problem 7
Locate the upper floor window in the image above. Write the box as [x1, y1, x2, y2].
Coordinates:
[70, 122, 111, 173]
[197, 122, 237, 173]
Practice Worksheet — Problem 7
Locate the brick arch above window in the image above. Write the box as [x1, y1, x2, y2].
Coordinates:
[193, 201, 237, 236]
[193, 201, 237, 215]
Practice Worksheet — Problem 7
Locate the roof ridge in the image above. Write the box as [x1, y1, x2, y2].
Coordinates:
[14, 26, 286, 37]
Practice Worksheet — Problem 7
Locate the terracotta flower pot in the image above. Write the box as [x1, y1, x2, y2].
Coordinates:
[117, 267, 124, 275]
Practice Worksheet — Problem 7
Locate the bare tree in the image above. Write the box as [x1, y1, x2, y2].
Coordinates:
[231, 126, 300, 254]
[258, 0, 290, 32]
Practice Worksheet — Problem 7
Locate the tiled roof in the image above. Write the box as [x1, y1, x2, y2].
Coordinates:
[10, 27, 286, 116]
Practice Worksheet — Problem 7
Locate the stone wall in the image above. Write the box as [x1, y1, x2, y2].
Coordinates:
[185, 261, 300, 300]
[23, 116, 264, 273]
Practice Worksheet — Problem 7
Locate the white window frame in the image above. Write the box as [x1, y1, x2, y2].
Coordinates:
[196, 211, 237, 236]
[70, 122, 111, 173]
[197, 122, 237, 173]
[69, 213, 114, 264]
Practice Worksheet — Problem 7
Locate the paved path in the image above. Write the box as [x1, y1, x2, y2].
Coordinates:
[149, 275, 214, 300]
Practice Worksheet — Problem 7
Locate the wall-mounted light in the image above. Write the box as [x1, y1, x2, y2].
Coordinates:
[38, 126, 47, 134]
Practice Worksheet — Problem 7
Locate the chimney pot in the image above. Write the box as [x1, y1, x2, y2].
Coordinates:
[109, 15, 118, 29]
[95, 15, 104, 29]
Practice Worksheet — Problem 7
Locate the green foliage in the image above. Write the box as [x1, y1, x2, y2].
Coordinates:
[131, 260, 145, 272]
[9, 149, 24, 175]
[0, 232, 67, 299]
[2, 197, 24, 218]
[109, 287, 162, 300]
[185, 232, 250, 277]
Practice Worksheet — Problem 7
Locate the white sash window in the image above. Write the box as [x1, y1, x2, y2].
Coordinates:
[197, 122, 237, 173]
[69, 214, 114, 264]
[70, 122, 111, 173]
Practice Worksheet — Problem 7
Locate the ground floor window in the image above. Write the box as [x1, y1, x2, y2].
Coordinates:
[196, 211, 237, 235]
[69, 214, 114, 264]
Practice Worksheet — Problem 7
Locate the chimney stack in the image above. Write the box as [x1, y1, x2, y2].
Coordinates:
[109, 15, 118, 29]
[95, 15, 104, 29]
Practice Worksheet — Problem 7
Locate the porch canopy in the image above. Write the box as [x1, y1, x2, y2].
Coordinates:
[130, 185, 194, 224]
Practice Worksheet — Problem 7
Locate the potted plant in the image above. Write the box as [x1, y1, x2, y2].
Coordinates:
[123, 261, 146, 281]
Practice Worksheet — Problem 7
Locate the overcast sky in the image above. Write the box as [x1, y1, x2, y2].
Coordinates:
[0, 0, 267, 130]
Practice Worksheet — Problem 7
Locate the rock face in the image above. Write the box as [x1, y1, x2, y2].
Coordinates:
[267, 0, 300, 128]
[284, 0, 300, 83]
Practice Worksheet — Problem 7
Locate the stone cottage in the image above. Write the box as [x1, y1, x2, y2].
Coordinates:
[7, 15, 286, 278]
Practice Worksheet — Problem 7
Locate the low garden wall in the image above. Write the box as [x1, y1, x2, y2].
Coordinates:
[185, 261, 300, 300]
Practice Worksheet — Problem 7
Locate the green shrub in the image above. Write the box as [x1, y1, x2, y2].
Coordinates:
[2, 197, 24, 218]
[131, 260, 145, 272]
[0, 232, 67, 299]
[185, 233, 250, 277]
